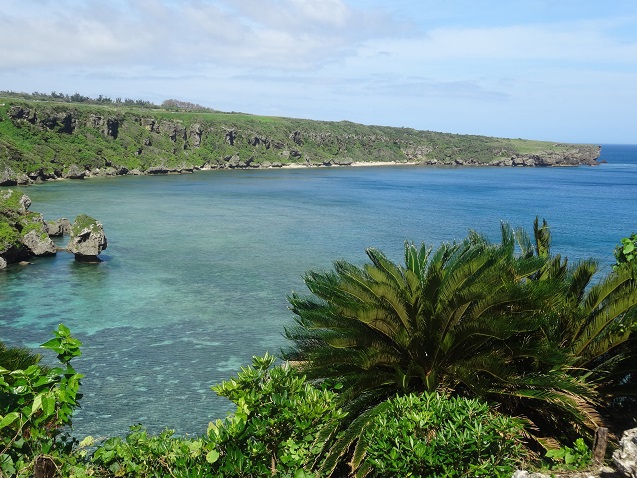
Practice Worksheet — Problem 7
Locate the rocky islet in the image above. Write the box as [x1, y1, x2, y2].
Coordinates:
[0, 189, 106, 268]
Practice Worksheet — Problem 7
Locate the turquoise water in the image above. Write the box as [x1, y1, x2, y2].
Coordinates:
[2, 144, 637, 438]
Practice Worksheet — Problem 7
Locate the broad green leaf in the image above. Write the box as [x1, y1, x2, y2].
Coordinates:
[0, 412, 20, 429]
[31, 393, 43, 415]
[42, 393, 56, 416]
[206, 449, 220, 464]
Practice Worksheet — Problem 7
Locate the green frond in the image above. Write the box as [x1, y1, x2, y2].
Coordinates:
[318, 400, 392, 476]
[0, 342, 43, 371]
[365, 247, 407, 289]
[513, 225, 534, 258]
[533, 216, 552, 258]
[499, 221, 516, 256]
[582, 267, 636, 317]
[404, 241, 431, 278]
[566, 259, 597, 304]
[573, 290, 637, 361]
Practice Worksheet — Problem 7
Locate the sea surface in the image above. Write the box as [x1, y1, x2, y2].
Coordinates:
[2, 144, 637, 438]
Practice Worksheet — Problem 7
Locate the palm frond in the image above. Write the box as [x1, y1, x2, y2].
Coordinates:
[318, 400, 392, 477]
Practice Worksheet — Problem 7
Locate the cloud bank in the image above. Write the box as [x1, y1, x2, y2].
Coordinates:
[0, 0, 636, 143]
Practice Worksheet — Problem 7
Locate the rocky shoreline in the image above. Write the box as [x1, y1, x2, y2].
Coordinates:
[0, 149, 603, 187]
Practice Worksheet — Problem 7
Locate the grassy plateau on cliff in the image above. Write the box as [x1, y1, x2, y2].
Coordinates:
[0, 94, 600, 183]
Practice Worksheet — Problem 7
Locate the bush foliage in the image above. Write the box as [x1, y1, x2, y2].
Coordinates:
[361, 393, 526, 477]
[0, 325, 82, 477]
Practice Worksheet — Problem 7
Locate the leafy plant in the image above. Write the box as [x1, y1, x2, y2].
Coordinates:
[359, 393, 526, 477]
[518, 222, 637, 430]
[543, 438, 592, 471]
[207, 353, 344, 476]
[89, 426, 213, 478]
[84, 354, 342, 477]
[615, 233, 637, 267]
[0, 324, 83, 477]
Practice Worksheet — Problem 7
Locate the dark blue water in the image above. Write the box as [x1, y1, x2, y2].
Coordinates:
[2, 144, 636, 438]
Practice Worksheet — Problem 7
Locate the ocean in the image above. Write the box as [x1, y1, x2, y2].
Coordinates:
[2, 144, 637, 438]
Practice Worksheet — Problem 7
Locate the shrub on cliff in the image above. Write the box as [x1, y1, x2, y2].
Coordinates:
[0, 218, 21, 254]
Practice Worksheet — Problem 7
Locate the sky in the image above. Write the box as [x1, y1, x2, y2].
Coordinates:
[1, 0, 636, 144]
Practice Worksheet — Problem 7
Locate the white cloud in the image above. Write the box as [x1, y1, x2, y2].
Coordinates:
[357, 18, 637, 66]
[0, 0, 397, 70]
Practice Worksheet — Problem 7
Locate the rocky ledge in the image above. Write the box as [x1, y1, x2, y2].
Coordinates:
[0, 143, 602, 187]
[0, 189, 107, 268]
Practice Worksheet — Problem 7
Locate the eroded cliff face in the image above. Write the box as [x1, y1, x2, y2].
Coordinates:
[0, 102, 601, 185]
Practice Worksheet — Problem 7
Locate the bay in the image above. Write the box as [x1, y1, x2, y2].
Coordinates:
[2, 144, 637, 438]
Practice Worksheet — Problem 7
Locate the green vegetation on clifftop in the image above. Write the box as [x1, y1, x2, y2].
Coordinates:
[0, 97, 601, 184]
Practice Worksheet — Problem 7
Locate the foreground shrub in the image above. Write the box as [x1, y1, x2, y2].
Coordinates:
[359, 392, 526, 477]
[82, 353, 344, 477]
[0, 324, 82, 477]
[543, 438, 592, 471]
[88, 426, 213, 477]
[284, 220, 637, 471]
[207, 353, 344, 476]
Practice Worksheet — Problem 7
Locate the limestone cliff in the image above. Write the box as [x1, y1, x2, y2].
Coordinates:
[0, 100, 601, 185]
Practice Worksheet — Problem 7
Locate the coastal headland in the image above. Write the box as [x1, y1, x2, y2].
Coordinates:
[0, 96, 601, 185]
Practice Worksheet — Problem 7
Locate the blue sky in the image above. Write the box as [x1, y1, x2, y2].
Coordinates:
[1, 0, 636, 144]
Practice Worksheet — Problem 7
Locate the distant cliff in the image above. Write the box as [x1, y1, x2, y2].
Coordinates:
[0, 99, 601, 185]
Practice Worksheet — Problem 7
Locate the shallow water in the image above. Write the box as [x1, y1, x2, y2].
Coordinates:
[2, 144, 637, 438]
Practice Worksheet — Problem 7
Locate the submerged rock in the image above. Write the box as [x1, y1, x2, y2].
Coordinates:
[66, 214, 107, 261]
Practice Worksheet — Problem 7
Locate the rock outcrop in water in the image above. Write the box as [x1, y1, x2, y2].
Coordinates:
[0, 99, 602, 185]
[0, 189, 106, 268]
[66, 214, 108, 261]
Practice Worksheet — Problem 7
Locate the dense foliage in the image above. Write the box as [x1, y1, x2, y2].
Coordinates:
[193, 353, 339, 476]
[0, 325, 82, 477]
[360, 393, 526, 477]
[543, 438, 592, 471]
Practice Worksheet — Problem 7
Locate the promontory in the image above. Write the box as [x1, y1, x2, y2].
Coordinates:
[0, 94, 601, 185]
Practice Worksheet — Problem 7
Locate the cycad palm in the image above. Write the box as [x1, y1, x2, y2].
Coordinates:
[284, 223, 601, 474]
[518, 218, 637, 408]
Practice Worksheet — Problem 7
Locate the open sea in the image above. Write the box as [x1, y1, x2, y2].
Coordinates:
[2, 144, 637, 439]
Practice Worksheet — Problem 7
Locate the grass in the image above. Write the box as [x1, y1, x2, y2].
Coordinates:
[71, 214, 99, 236]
